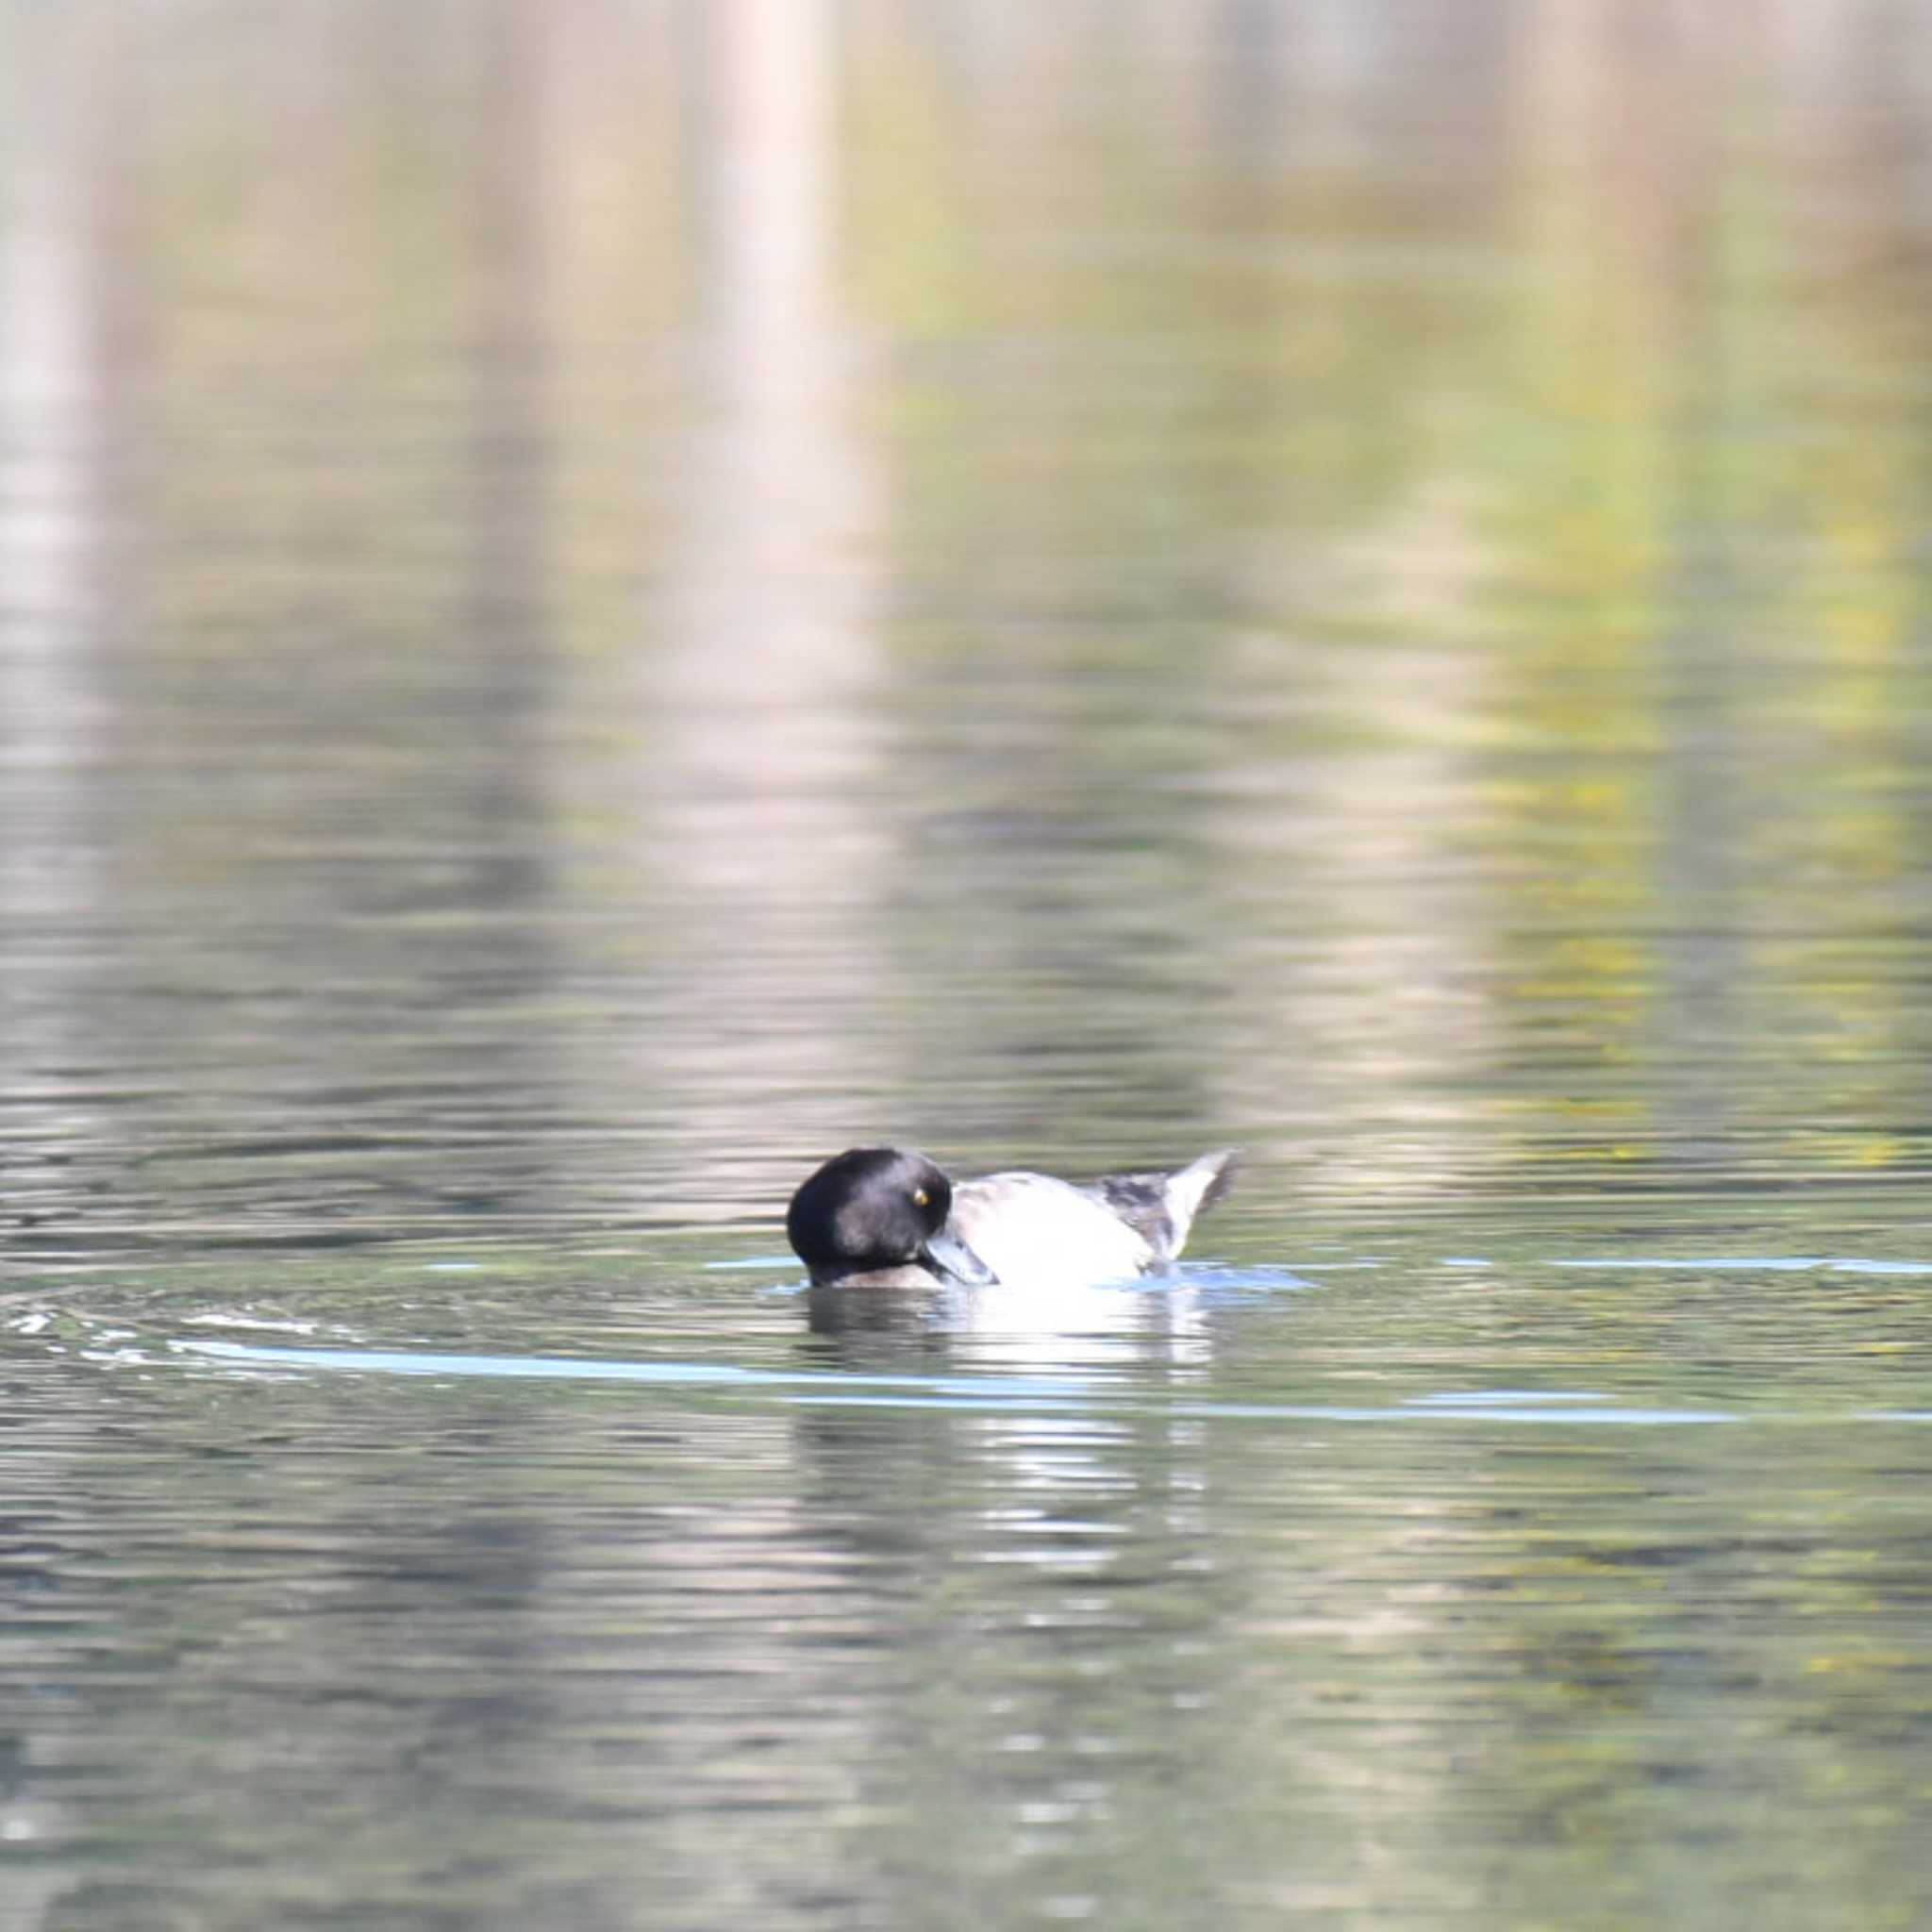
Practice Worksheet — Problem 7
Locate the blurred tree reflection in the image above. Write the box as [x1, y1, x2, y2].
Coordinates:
[6, 0, 1932, 1242]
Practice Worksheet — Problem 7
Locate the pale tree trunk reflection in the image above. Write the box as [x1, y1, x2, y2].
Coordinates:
[619, 0, 891, 1202]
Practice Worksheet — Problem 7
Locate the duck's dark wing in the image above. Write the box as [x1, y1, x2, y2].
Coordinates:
[1085, 1148, 1240, 1263]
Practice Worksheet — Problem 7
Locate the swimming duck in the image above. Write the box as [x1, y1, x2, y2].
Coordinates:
[786, 1145, 1239, 1291]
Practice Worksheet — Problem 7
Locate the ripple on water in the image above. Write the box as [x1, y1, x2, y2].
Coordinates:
[158, 1336, 1911, 1429]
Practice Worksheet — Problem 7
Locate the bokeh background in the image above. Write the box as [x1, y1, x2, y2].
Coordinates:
[9, 0, 1932, 1250]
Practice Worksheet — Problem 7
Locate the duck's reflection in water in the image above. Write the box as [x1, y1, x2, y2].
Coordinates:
[792, 1269, 1225, 1910]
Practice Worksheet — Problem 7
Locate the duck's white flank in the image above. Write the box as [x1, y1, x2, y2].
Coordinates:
[948, 1147, 1238, 1289]
[950, 1173, 1154, 1288]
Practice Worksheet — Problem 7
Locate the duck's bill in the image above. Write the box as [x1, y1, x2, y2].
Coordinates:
[920, 1224, 998, 1286]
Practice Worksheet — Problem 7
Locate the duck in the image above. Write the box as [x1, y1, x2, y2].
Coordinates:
[786, 1145, 1239, 1291]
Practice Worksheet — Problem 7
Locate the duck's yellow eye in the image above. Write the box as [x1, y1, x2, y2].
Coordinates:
[913, 1189, 930, 1208]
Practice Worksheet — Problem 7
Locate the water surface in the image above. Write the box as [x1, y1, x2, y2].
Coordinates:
[8, 3, 1932, 1927]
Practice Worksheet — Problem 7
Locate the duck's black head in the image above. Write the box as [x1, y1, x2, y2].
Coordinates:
[786, 1147, 995, 1287]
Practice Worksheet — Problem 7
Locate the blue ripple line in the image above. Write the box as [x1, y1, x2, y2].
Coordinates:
[787, 1394, 1740, 1424]
[172, 1339, 1094, 1401]
[172, 1341, 1762, 1424]
[1407, 1389, 1609, 1407]
[1556, 1257, 1932, 1274]
[176, 1342, 1932, 1428]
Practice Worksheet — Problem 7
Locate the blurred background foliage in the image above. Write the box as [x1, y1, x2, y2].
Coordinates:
[6, 1, 1932, 1247]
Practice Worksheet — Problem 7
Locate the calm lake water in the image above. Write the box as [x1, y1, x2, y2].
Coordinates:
[8, 3, 1932, 1926]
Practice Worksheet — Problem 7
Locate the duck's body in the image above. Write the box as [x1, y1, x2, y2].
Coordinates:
[786, 1146, 1238, 1291]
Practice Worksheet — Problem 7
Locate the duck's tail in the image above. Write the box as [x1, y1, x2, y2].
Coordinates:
[1089, 1148, 1241, 1263]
